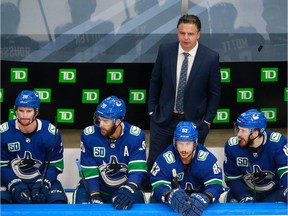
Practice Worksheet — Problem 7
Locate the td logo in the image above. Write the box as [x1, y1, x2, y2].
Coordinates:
[213, 109, 230, 123]
[260, 108, 277, 122]
[11, 68, 28, 82]
[0, 88, 3, 103]
[9, 108, 16, 120]
[57, 109, 74, 123]
[59, 69, 76, 83]
[107, 69, 124, 83]
[34, 88, 51, 103]
[261, 68, 278, 82]
[82, 89, 99, 103]
[237, 88, 254, 102]
[284, 88, 288, 102]
[129, 90, 146, 104]
[220, 68, 230, 83]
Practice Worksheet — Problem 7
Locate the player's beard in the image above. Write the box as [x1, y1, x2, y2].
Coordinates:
[179, 151, 193, 164]
[17, 117, 36, 127]
[100, 124, 119, 137]
[238, 134, 254, 148]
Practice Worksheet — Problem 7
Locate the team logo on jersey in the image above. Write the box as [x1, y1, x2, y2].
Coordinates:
[48, 123, 57, 135]
[163, 151, 175, 164]
[94, 147, 105, 157]
[197, 150, 209, 161]
[243, 165, 275, 192]
[130, 126, 141, 136]
[236, 157, 249, 167]
[11, 151, 42, 180]
[98, 156, 128, 187]
[177, 172, 184, 181]
[228, 136, 239, 146]
[0, 122, 9, 133]
[84, 126, 95, 135]
[284, 144, 288, 157]
[8, 142, 21, 152]
[269, 132, 281, 142]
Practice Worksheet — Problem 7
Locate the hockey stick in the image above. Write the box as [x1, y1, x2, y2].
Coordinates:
[75, 158, 90, 195]
[75, 158, 98, 204]
[37, 116, 58, 195]
[172, 168, 179, 188]
[248, 161, 256, 202]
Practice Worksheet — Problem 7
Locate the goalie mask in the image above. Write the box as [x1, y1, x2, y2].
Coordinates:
[94, 96, 126, 125]
[235, 109, 267, 135]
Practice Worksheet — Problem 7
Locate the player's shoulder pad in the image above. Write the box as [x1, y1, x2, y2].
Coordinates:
[269, 132, 282, 143]
[83, 125, 95, 135]
[0, 122, 9, 133]
[227, 136, 239, 146]
[129, 125, 141, 136]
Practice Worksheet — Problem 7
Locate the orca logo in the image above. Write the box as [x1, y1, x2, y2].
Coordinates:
[98, 156, 128, 187]
[243, 165, 275, 192]
[11, 151, 42, 180]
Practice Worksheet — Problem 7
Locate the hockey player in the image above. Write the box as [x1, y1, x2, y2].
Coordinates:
[74, 96, 148, 209]
[0, 90, 67, 204]
[150, 121, 224, 216]
[223, 109, 288, 203]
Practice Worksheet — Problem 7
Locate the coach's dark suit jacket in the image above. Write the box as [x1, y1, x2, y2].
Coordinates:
[148, 42, 221, 126]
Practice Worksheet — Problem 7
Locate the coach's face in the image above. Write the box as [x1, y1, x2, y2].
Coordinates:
[178, 23, 200, 52]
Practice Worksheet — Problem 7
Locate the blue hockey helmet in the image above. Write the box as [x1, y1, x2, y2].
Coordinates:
[174, 121, 198, 145]
[236, 109, 267, 134]
[15, 90, 40, 110]
[95, 96, 126, 121]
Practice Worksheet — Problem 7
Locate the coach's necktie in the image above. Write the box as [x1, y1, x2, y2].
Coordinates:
[176, 52, 189, 113]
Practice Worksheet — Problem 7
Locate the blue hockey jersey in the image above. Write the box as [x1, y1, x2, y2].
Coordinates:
[223, 130, 288, 200]
[80, 121, 147, 196]
[150, 144, 224, 202]
[0, 119, 64, 186]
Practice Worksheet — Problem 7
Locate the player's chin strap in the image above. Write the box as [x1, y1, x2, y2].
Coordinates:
[108, 120, 123, 140]
[247, 129, 262, 147]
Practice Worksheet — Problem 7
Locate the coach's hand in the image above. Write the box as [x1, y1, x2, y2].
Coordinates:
[112, 183, 137, 210]
[8, 179, 32, 204]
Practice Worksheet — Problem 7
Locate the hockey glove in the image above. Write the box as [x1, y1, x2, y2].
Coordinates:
[112, 183, 137, 210]
[239, 196, 254, 203]
[185, 193, 210, 216]
[90, 192, 104, 204]
[8, 179, 32, 204]
[31, 178, 51, 203]
[167, 188, 192, 214]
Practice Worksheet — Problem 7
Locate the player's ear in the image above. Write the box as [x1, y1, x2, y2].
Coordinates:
[115, 118, 122, 126]
[35, 109, 40, 118]
[252, 129, 260, 138]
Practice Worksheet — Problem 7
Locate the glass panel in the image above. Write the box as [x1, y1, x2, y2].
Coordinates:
[1, 0, 287, 62]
